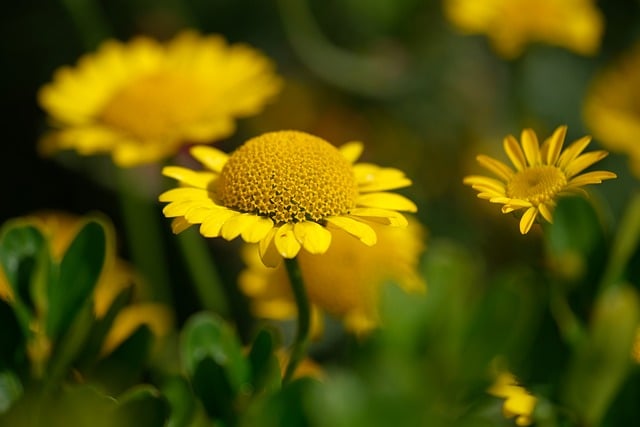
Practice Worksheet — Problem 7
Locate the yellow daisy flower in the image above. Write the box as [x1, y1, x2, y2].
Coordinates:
[159, 130, 417, 267]
[584, 42, 640, 178]
[443, 0, 603, 58]
[463, 126, 616, 234]
[239, 218, 426, 335]
[38, 30, 282, 167]
[489, 372, 537, 426]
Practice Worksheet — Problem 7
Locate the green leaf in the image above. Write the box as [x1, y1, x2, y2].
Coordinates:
[561, 285, 640, 426]
[180, 312, 249, 393]
[46, 219, 107, 340]
[544, 196, 606, 284]
[248, 328, 282, 395]
[180, 312, 250, 422]
[162, 376, 197, 427]
[0, 370, 22, 414]
[114, 385, 169, 427]
[0, 221, 49, 332]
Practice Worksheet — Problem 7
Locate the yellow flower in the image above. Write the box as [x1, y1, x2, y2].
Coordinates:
[443, 0, 603, 58]
[489, 372, 537, 426]
[38, 30, 282, 167]
[464, 126, 616, 234]
[160, 130, 417, 267]
[239, 218, 426, 335]
[584, 42, 640, 178]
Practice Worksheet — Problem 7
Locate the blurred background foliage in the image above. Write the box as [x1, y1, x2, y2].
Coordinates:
[2, 0, 640, 426]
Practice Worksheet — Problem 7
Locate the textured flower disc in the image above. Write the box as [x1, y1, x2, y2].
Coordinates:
[218, 131, 359, 224]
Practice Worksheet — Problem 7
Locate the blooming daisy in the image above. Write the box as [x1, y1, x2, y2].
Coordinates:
[584, 42, 640, 178]
[160, 130, 417, 267]
[489, 372, 537, 426]
[463, 126, 616, 234]
[443, 0, 603, 58]
[38, 30, 282, 167]
[239, 218, 426, 335]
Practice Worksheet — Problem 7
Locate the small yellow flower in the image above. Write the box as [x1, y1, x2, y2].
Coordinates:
[464, 126, 616, 234]
[584, 42, 640, 178]
[38, 30, 282, 167]
[160, 130, 417, 267]
[239, 219, 426, 335]
[489, 372, 537, 426]
[443, 0, 603, 58]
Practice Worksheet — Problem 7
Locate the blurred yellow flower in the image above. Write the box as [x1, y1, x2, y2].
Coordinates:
[0, 212, 172, 364]
[489, 372, 536, 426]
[38, 30, 282, 167]
[443, 0, 603, 58]
[160, 130, 417, 267]
[584, 43, 640, 178]
[239, 219, 426, 335]
[464, 126, 616, 234]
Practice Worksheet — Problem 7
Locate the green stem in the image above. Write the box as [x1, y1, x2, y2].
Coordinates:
[599, 191, 640, 290]
[116, 166, 172, 303]
[549, 284, 585, 347]
[175, 228, 229, 316]
[282, 257, 311, 384]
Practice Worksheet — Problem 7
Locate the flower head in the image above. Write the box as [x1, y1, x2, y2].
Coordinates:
[38, 31, 282, 167]
[464, 126, 616, 234]
[489, 372, 536, 426]
[160, 130, 417, 267]
[239, 218, 426, 335]
[444, 0, 603, 58]
[584, 42, 640, 178]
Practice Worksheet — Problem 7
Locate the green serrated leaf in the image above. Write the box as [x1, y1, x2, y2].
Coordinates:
[46, 219, 106, 340]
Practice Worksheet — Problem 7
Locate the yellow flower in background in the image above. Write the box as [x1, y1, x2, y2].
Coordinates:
[160, 130, 417, 267]
[0, 212, 172, 362]
[489, 372, 536, 426]
[464, 126, 616, 234]
[443, 0, 603, 58]
[38, 31, 282, 167]
[584, 42, 640, 178]
[239, 219, 426, 335]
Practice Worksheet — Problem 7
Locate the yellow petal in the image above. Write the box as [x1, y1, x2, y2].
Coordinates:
[354, 164, 412, 191]
[190, 145, 229, 173]
[221, 214, 264, 241]
[339, 141, 364, 163]
[349, 208, 408, 227]
[563, 151, 609, 178]
[274, 223, 301, 258]
[567, 170, 617, 187]
[503, 135, 527, 171]
[241, 217, 275, 243]
[519, 207, 538, 234]
[162, 166, 216, 189]
[171, 217, 192, 233]
[558, 136, 592, 169]
[293, 221, 332, 254]
[463, 175, 506, 193]
[477, 155, 514, 181]
[521, 128, 541, 166]
[541, 125, 566, 165]
[259, 228, 282, 268]
[199, 209, 239, 237]
[326, 216, 377, 246]
[158, 187, 208, 203]
[538, 203, 554, 223]
[356, 192, 417, 212]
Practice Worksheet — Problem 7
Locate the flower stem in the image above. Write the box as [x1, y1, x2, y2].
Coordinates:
[282, 257, 311, 384]
[116, 166, 172, 303]
[175, 228, 229, 316]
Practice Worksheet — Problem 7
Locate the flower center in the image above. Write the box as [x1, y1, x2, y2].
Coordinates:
[506, 165, 567, 205]
[100, 71, 209, 140]
[217, 131, 359, 224]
